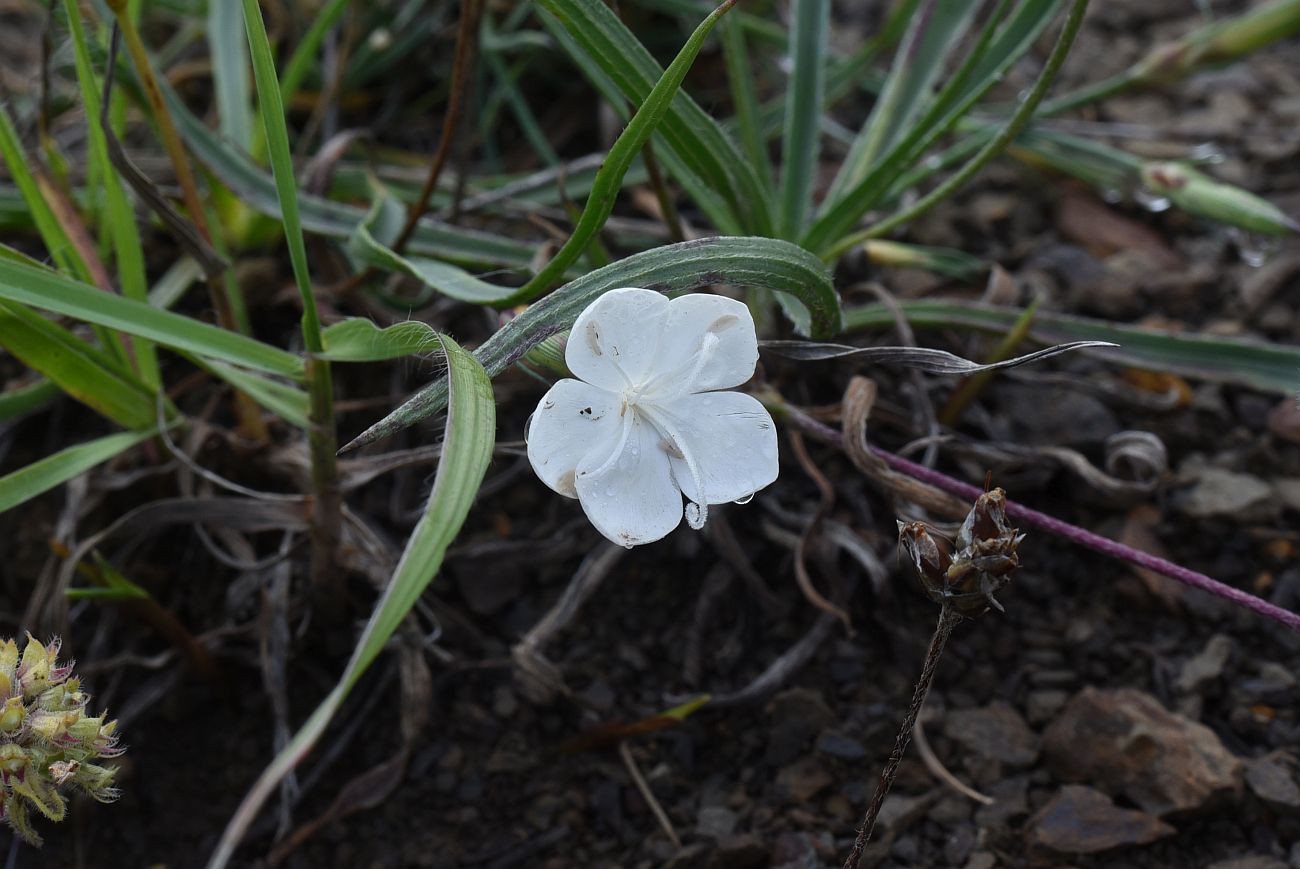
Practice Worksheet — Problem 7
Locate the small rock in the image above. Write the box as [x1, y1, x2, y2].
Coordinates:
[1176, 467, 1274, 519]
[1244, 753, 1300, 815]
[765, 689, 835, 765]
[776, 758, 833, 803]
[696, 805, 739, 839]
[976, 776, 1029, 829]
[943, 701, 1040, 767]
[1025, 785, 1174, 854]
[707, 833, 767, 869]
[1205, 858, 1289, 869]
[1026, 690, 1070, 725]
[1175, 634, 1234, 693]
[771, 831, 819, 869]
[963, 853, 997, 869]
[1042, 687, 1243, 815]
[816, 730, 867, 760]
[875, 790, 938, 836]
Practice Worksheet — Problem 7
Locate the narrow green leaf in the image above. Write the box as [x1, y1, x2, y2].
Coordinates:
[0, 429, 154, 514]
[348, 196, 520, 305]
[279, 0, 351, 107]
[778, 0, 830, 238]
[342, 236, 841, 451]
[1140, 161, 1300, 236]
[843, 299, 1300, 395]
[0, 257, 304, 378]
[206, 336, 494, 869]
[0, 379, 61, 423]
[826, 0, 980, 203]
[536, 0, 773, 234]
[863, 239, 987, 279]
[0, 103, 90, 282]
[719, 16, 773, 191]
[240, 0, 322, 352]
[190, 357, 312, 429]
[209, 0, 255, 150]
[0, 302, 157, 430]
[515, 0, 744, 300]
[63, 0, 160, 388]
[157, 78, 541, 269]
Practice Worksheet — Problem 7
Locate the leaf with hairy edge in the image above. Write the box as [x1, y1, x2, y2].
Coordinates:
[319, 319, 445, 363]
[843, 299, 1300, 395]
[761, 339, 1114, 371]
[0, 257, 304, 378]
[0, 430, 156, 514]
[205, 335, 494, 869]
[340, 236, 840, 452]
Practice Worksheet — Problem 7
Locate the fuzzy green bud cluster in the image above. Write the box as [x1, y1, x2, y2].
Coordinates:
[0, 635, 123, 846]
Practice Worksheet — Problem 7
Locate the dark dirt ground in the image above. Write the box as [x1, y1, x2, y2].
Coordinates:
[3, 1, 1300, 868]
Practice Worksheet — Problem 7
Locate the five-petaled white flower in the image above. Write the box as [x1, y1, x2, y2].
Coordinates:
[526, 288, 779, 547]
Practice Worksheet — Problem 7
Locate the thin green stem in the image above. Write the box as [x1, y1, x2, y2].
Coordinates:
[824, 0, 1092, 261]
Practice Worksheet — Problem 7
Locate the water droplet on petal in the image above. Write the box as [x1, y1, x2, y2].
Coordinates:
[1134, 189, 1171, 213]
[732, 493, 755, 505]
[623, 543, 635, 550]
[605, 486, 616, 497]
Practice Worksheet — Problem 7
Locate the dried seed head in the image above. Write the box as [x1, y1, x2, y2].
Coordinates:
[898, 487, 1024, 617]
[0, 635, 124, 846]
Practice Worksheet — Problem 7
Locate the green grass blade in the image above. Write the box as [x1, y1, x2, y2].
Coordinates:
[537, 0, 773, 234]
[240, 0, 322, 352]
[209, 0, 255, 151]
[156, 79, 540, 269]
[778, 0, 830, 238]
[0, 379, 61, 423]
[206, 335, 494, 869]
[189, 357, 311, 429]
[535, 7, 740, 233]
[0, 103, 90, 282]
[826, 0, 980, 204]
[843, 299, 1300, 395]
[0, 429, 155, 514]
[719, 16, 773, 191]
[515, 0, 742, 300]
[0, 302, 157, 430]
[279, 0, 351, 107]
[341, 235, 841, 451]
[347, 196, 520, 304]
[63, 0, 160, 388]
[808, 0, 1061, 251]
[0, 257, 304, 378]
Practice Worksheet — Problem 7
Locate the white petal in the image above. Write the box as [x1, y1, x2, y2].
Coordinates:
[526, 379, 623, 498]
[565, 288, 670, 393]
[574, 409, 683, 546]
[648, 391, 778, 505]
[642, 293, 758, 399]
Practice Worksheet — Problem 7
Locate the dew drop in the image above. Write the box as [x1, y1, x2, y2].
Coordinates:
[623, 543, 635, 551]
[1228, 227, 1280, 268]
[1188, 141, 1226, 164]
[732, 493, 755, 505]
[1134, 189, 1171, 213]
[1100, 187, 1125, 205]
[605, 486, 616, 497]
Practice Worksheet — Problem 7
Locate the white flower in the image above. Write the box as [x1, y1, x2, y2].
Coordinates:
[526, 288, 779, 547]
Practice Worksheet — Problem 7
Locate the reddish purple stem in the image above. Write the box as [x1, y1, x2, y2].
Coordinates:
[787, 408, 1300, 634]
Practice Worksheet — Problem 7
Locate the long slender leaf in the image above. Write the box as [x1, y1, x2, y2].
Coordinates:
[843, 299, 1300, 395]
[206, 336, 495, 869]
[761, 338, 1113, 370]
[536, 0, 773, 234]
[209, 0, 255, 150]
[778, 0, 830, 238]
[348, 195, 521, 305]
[0, 302, 156, 430]
[342, 236, 840, 451]
[0, 379, 61, 424]
[63, 0, 160, 388]
[0, 429, 155, 514]
[719, 17, 773, 191]
[516, 0, 742, 299]
[0, 257, 304, 378]
[190, 357, 312, 429]
[826, 0, 980, 203]
[156, 77, 541, 269]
